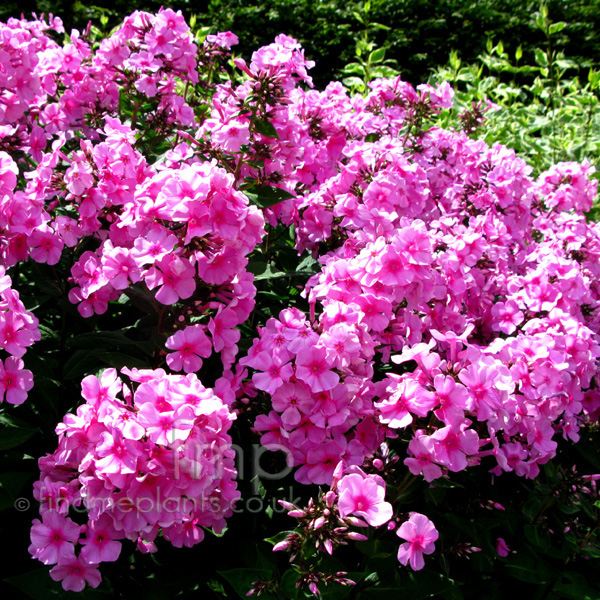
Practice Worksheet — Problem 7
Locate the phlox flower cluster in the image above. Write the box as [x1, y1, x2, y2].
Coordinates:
[0, 265, 39, 404]
[244, 307, 386, 485]
[29, 367, 239, 591]
[275, 127, 600, 483]
[0, 6, 596, 590]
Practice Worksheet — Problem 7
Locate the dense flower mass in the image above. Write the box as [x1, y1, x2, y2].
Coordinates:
[0, 7, 597, 593]
[30, 368, 239, 590]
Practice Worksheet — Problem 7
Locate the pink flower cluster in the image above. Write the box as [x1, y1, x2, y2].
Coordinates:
[0, 265, 38, 403]
[0, 7, 595, 588]
[245, 307, 386, 485]
[29, 367, 239, 591]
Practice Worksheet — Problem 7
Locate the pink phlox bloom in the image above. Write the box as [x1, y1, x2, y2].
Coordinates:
[432, 374, 469, 427]
[430, 324, 474, 364]
[251, 351, 294, 395]
[64, 159, 94, 196]
[321, 322, 362, 368]
[54, 215, 81, 247]
[163, 519, 205, 548]
[310, 387, 351, 428]
[295, 345, 339, 392]
[49, 556, 102, 592]
[145, 255, 196, 305]
[254, 410, 288, 450]
[491, 299, 525, 335]
[0, 312, 35, 357]
[206, 31, 239, 49]
[0, 356, 34, 405]
[396, 512, 439, 571]
[375, 243, 414, 286]
[95, 428, 142, 484]
[495, 441, 531, 477]
[80, 514, 122, 563]
[131, 226, 178, 265]
[81, 368, 122, 411]
[271, 381, 314, 428]
[137, 402, 196, 446]
[430, 424, 479, 472]
[212, 119, 250, 152]
[103, 403, 145, 440]
[208, 308, 241, 353]
[29, 512, 80, 565]
[28, 226, 64, 265]
[496, 537, 510, 557]
[376, 377, 437, 429]
[304, 438, 351, 485]
[391, 339, 437, 372]
[404, 430, 443, 482]
[337, 471, 393, 527]
[166, 325, 212, 373]
[353, 294, 392, 332]
[101, 244, 142, 290]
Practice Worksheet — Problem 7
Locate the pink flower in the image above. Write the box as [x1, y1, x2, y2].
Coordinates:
[145, 255, 196, 305]
[80, 515, 122, 563]
[49, 556, 102, 592]
[496, 537, 510, 557]
[295, 346, 339, 392]
[29, 512, 81, 565]
[251, 351, 294, 395]
[166, 325, 212, 373]
[0, 356, 34, 405]
[337, 471, 393, 527]
[396, 513, 439, 571]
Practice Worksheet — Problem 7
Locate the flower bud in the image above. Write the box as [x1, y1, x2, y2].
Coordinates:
[324, 490, 336, 508]
[345, 531, 368, 541]
[273, 540, 290, 552]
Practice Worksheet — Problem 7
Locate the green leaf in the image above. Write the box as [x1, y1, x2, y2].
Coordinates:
[548, 22, 566, 35]
[0, 412, 37, 451]
[505, 551, 552, 584]
[364, 571, 459, 599]
[0, 471, 32, 511]
[5, 568, 64, 599]
[524, 523, 551, 551]
[280, 569, 300, 600]
[369, 47, 386, 64]
[245, 185, 295, 208]
[254, 119, 280, 140]
[62, 349, 149, 380]
[554, 572, 600, 600]
[534, 48, 548, 67]
[67, 331, 153, 356]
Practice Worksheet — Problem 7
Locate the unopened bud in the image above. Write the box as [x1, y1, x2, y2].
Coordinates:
[273, 540, 290, 552]
[346, 531, 368, 541]
[233, 57, 253, 77]
[288, 509, 305, 518]
[345, 516, 368, 528]
[324, 490, 336, 508]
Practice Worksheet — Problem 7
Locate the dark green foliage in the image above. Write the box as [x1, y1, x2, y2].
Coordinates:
[3, 1, 600, 89]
